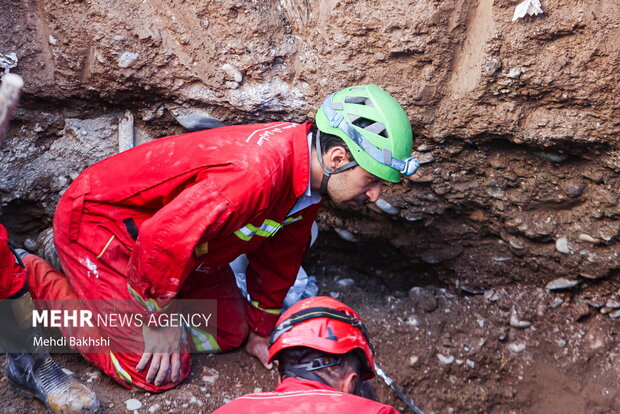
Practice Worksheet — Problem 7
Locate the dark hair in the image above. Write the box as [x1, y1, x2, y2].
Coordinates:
[276, 346, 363, 385]
[311, 125, 353, 160]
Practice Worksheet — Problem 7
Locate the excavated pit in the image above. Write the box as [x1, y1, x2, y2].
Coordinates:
[1, 0, 619, 412]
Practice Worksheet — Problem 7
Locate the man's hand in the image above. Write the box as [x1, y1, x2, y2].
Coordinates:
[245, 330, 273, 370]
[136, 325, 184, 386]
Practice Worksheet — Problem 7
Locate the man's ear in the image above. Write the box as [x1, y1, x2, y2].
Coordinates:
[324, 146, 349, 169]
[340, 371, 359, 394]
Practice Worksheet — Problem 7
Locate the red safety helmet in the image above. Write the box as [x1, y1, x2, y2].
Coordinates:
[268, 296, 376, 379]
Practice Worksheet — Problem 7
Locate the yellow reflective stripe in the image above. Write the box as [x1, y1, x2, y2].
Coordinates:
[194, 242, 209, 257]
[127, 284, 171, 312]
[234, 219, 282, 241]
[284, 215, 303, 225]
[110, 352, 132, 384]
[188, 326, 221, 353]
[250, 300, 282, 315]
[255, 219, 281, 237]
[234, 223, 258, 241]
[96, 235, 116, 259]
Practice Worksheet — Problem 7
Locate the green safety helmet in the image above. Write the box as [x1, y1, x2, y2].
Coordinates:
[315, 84, 418, 184]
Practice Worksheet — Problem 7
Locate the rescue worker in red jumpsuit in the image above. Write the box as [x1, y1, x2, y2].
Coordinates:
[0, 74, 100, 413]
[27, 84, 419, 392]
[213, 296, 399, 414]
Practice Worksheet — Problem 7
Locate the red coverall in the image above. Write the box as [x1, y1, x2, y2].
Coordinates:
[0, 224, 26, 299]
[28, 122, 320, 391]
[212, 377, 400, 414]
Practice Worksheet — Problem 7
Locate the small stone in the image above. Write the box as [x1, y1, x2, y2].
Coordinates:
[546, 278, 580, 291]
[125, 399, 142, 411]
[417, 152, 434, 164]
[555, 340, 566, 348]
[253, 388, 262, 393]
[572, 302, 591, 321]
[565, 181, 586, 198]
[477, 319, 485, 328]
[498, 328, 508, 342]
[507, 67, 522, 79]
[533, 151, 568, 163]
[409, 355, 419, 365]
[549, 297, 564, 308]
[202, 367, 219, 385]
[437, 354, 454, 365]
[484, 289, 501, 302]
[408, 173, 434, 183]
[585, 328, 605, 349]
[221, 63, 243, 83]
[483, 56, 502, 75]
[336, 278, 354, 288]
[606, 299, 620, 309]
[555, 237, 570, 254]
[509, 312, 532, 329]
[486, 184, 505, 199]
[329, 291, 341, 299]
[148, 404, 161, 413]
[406, 316, 419, 327]
[403, 212, 424, 221]
[334, 228, 360, 242]
[507, 343, 526, 353]
[118, 51, 139, 68]
[466, 359, 476, 368]
[417, 144, 432, 152]
[609, 310, 620, 318]
[578, 234, 600, 244]
[171, 108, 226, 132]
[375, 198, 400, 215]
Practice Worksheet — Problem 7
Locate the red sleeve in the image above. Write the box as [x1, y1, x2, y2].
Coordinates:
[243, 203, 321, 336]
[126, 178, 239, 314]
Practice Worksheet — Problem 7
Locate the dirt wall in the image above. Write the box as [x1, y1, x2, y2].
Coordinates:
[1, 0, 619, 286]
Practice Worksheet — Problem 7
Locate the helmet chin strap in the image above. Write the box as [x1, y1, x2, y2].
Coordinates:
[315, 130, 358, 198]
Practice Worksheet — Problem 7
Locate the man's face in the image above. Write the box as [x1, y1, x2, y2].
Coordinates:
[327, 166, 384, 209]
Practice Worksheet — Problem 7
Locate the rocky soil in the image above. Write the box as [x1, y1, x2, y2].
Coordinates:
[0, 0, 619, 412]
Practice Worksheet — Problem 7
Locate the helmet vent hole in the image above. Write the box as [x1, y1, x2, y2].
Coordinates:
[345, 96, 374, 107]
[348, 115, 388, 138]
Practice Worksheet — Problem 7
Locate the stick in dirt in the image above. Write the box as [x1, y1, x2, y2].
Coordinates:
[375, 363, 426, 414]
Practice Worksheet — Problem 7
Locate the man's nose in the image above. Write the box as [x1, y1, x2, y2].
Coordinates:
[366, 183, 382, 203]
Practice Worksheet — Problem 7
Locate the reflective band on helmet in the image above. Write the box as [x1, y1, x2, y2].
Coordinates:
[270, 306, 374, 354]
[322, 93, 420, 176]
